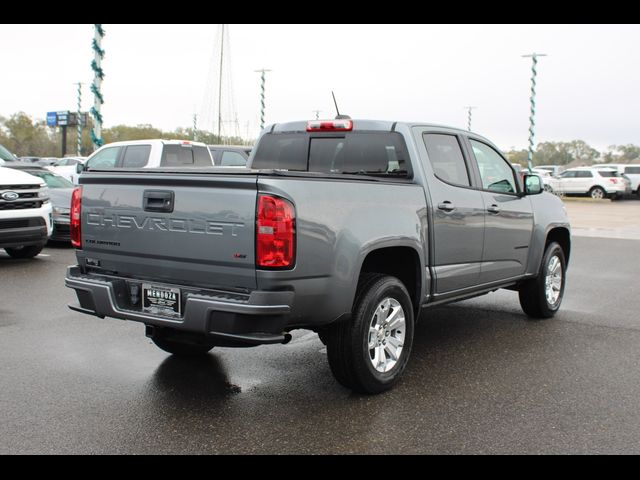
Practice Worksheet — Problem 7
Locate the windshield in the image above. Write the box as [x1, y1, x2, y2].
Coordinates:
[0, 144, 16, 161]
[25, 170, 74, 188]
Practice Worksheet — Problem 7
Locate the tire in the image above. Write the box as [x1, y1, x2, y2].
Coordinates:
[151, 337, 214, 356]
[589, 186, 606, 199]
[543, 185, 553, 193]
[518, 241, 567, 319]
[325, 273, 415, 394]
[4, 245, 44, 259]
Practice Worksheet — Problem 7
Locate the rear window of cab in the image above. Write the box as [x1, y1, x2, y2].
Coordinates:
[251, 132, 412, 178]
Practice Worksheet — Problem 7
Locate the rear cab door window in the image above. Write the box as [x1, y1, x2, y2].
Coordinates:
[119, 145, 151, 168]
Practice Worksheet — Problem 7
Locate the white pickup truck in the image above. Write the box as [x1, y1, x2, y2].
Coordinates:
[77, 139, 215, 176]
[0, 166, 53, 258]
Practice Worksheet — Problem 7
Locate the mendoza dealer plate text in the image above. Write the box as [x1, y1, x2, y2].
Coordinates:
[142, 283, 181, 318]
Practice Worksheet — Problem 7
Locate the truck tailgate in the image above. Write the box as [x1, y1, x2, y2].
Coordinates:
[78, 173, 258, 290]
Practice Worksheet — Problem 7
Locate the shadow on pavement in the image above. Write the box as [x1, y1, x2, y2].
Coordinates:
[149, 354, 241, 404]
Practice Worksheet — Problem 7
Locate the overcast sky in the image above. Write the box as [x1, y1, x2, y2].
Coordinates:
[1, 24, 638, 151]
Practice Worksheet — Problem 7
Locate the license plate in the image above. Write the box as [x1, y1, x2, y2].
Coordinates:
[142, 283, 181, 318]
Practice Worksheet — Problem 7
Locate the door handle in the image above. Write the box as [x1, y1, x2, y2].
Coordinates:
[143, 190, 175, 213]
[487, 204, 500, 214]
[437, 201, 455, 212]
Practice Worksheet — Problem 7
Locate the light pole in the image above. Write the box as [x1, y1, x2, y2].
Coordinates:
[254, 69, 271, 130]
[90, 24, 105, 150]
[464, 106, 477, 132]
[193, 113, 198, 141]
[75, 82, 84, 155]
[522, 53, 547, 172]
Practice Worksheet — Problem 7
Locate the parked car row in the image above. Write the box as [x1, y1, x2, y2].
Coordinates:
[509, 161, 640, 200]
[544, 166, 633, 199]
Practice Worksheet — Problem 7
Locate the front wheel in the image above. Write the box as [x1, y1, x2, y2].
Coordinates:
[4, 245, 44, 259]
[325, 274, 415, 394]
[518, 241, 567, 319]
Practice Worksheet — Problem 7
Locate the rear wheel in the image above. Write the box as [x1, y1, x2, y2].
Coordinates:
[518, 241, 566, 319]
[151, 337, 214, 356]
[325, 274, 414, 394]
[4, 245, 44, 259]
[589, 186, 606, 199]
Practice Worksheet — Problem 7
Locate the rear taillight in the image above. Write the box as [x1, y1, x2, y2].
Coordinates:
[70, 186, 82, 248]
[609, 178, 618, 184]
[256, 194, 295, 269]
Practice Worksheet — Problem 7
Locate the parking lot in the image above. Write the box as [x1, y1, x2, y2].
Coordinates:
[1, 200, 640, 454]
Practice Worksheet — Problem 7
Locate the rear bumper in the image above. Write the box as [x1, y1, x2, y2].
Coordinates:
[64, 266, 294, 345]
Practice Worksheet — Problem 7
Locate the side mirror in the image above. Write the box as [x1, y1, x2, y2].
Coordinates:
[76, 162, 85, 174]
[523, 174, 543, 195]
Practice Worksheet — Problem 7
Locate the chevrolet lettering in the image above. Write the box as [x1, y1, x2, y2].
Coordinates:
[86, 213, 244, 236]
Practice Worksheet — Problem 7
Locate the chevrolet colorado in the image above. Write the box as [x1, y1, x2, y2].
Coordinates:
[65, 119, 571, 393]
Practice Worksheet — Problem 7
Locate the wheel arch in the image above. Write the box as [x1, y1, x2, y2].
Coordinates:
[545, 226, 571, 267]
[357, 244, 424, 316]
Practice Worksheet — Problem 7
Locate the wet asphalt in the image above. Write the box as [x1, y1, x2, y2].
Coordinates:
[1, 236, 639, 454]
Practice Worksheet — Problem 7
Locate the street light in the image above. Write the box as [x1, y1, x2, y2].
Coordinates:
[522, 53, 547, 172]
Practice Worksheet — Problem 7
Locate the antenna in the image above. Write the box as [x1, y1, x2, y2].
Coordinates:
[331, 91, 351, 120]
[332, 91, 340, 117]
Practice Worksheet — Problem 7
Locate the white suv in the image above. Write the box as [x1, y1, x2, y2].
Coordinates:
[547, 167, 629, 199]
[0, 166, 53, 258]
[592, 164, 640, 197]
[79, 139, 214, 174]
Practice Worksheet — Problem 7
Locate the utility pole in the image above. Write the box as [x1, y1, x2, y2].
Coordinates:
[522, 53, 547, 172]
[217, 24, 225, 141]
[90, 24, 105, 150]
[464, 106, 477, 132]
[254, 68, 271, 130]
[75, 82, 84, 155]
[312, 110, 321, 120]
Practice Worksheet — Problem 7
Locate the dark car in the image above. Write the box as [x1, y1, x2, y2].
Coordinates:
[4, 163, 73, 242]
[208, 145, 252, 167]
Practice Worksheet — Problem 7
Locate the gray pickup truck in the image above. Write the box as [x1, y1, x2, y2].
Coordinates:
[65, 119, 570, 393]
